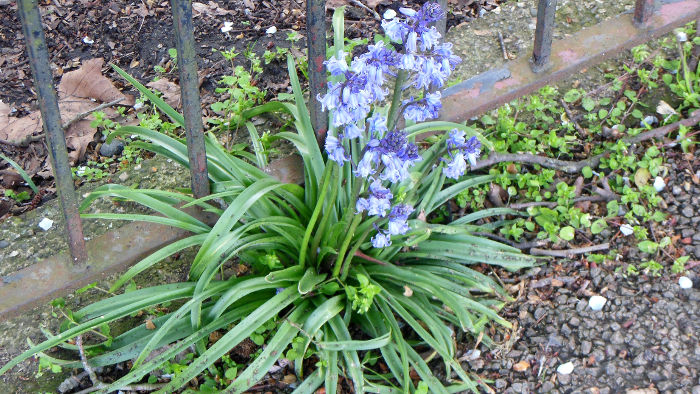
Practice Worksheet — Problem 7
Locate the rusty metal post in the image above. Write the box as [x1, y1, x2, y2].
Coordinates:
[530, 0, 557, 73]
[17, 0, 87, 264]
[634, 0, 655, 26]
[307, 0, 328, 146]
[171, 0, 210, 198]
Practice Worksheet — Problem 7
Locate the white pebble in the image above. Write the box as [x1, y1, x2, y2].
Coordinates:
[653, 177, 666, 192]
[557, 361, 574, 375]
[640, 115, 657, 127]
[588, 295, 607, 311]
[266, 26, 277, 35]
[38, 218, 54, 231]
[383, 9, 397, 20]
[675, 30, 688, 42]
[620, 224, 634, 236]
[221, 21, 233, 33]
[82, 36, 94, 45]
[679, 276, 692, 289]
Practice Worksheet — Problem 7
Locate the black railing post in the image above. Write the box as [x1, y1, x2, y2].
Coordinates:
[530, 0, 557, 73]
[171, 0, 210, 198]
[307, 0, 328, 146]
[17, 0, 87, 264]
[634, 0, 655, 26]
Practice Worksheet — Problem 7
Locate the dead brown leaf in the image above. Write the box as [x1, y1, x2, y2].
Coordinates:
[192, 1, 233, 17]
[513, 360, 530, 372]
[58, 58, 130, 104]
[146, 78, 181, 109]
[0, 59, 130, 169]
[145, 319, 156, 330]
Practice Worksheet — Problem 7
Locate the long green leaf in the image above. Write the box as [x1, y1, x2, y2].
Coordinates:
[0, 153, 38, 194]
[111, 64, 184, 126]
[226, 301, 309, 393]
[158, 287, 301, 391]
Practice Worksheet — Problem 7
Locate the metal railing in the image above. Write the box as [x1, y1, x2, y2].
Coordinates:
[10, 0, 695, 265]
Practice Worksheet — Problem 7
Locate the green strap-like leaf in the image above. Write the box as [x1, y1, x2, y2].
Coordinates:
[111, 64, 185, 126]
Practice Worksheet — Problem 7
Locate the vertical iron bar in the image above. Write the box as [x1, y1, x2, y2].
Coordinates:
[634, 0, 655, 26]
[530, 0, 557, 73]
[17, 0, 87, 264]
[171, 0, 210, 198]
[307, 0, 328, 146]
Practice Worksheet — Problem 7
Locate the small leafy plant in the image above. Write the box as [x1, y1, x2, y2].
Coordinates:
[0, 4, 534, 392]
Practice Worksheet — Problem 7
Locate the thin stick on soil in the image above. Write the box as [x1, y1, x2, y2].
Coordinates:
[560, 98, 587, 138]
[0, 98, 124, 148]
[470, 110, 700, 173]
[531, 242, 610, 257]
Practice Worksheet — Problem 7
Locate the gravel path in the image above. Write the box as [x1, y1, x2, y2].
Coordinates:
[467, 156, 700, 394]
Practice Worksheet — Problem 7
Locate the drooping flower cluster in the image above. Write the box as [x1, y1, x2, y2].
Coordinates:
[443, 128, 482, 179]
[318, 2, 465, 248]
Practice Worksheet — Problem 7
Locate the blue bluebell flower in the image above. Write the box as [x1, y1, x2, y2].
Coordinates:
[442, 129, 482, 179]
[356, 179, 393, 217]
[325, 135, 348, 165]
[387, 204, 414, 235]
[371, 232, 392, 248]
[443, 153, 467, 179]
[344, 123, 363, 139]
[325, 50, 349, 76]
[403, 92, 442, 123]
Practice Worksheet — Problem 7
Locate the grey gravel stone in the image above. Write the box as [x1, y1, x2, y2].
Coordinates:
[682, 206, 694, 218]
[100, 139, 125, 157]
[581, 340, 592, 354]
[495, 379, 507, 390]
[0, 240, 9, 249]
[541, 381, 555, 392]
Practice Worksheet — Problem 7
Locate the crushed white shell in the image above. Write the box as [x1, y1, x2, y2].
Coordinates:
[679, 276, 692, 289]
[620, 224, 634, 236]
[38, 218, 54, 231]
[266, 26, 277, 34]
[588, 295, 607, 311]
[557, 361, 574, 375]
[653, 177, 666, 192]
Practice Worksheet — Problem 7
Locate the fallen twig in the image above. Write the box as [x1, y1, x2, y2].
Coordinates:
[471, 110, 700, 173]
[497, 32, 508, 60]
[472, 231, 547, 250]
[350, 0, 381, 21]
[560, 99, 587, 138]
[531, 242, 609, 258]
[0, 98, 123, 148]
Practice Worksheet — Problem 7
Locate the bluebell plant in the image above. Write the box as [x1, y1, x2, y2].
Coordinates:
[1, 4, 533, 393]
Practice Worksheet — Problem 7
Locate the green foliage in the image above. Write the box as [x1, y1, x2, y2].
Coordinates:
[0, 9, 535, 393]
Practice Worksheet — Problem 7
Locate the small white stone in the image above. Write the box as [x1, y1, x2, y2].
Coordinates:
[38, 218, 54, 231]
[557, 361, 574, 375]
[221, 21, 234, 33]
[265, 26, 277, 35]
[588, 295, 607, 311]
[463, 349, 481, 361]
[679, 276, 692, 289]
[9, 250, 19, 257]
[620, 224, 634, 236]
[640, 115, 658, 127]
[118, 172, 129, 182]
[82, 36, 94, 44]
[383, 9, 397, 20]
[653, 177, 666, 192]
[133, 102, 144, 110]
[675, 30, 688, 42]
